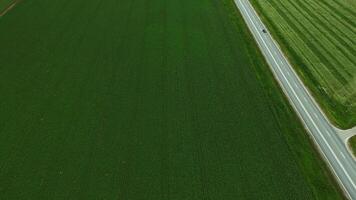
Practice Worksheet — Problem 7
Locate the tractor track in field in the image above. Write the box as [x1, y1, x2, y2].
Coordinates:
[0, 0, 20, 17]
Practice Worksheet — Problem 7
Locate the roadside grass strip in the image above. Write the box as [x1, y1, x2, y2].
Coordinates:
[349, 136, 356, 157]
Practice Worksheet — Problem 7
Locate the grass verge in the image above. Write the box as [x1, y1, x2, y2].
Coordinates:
[348, 136, 356, 157]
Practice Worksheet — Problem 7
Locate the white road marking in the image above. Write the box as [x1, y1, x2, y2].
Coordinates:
[341, 152, 346, 159]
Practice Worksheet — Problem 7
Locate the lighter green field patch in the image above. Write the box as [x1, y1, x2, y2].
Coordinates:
[251, 0, 356, 128]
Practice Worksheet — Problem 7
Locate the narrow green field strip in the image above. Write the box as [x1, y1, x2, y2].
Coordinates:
[309, 0, 356, 39]
[297, 0, 356, 56]
[255, 1, 340, 91]
[307, 0, 356, 35]
[287, 0, 356, 76]
[272, 0, 353, 74]
[323, 0, 356, 21]
[256, 0, 348, 106]
[262, 0, 342, 96]
[343, 0, 356, 8]
[269, 1, 348, 86]
[251, 0, 356, 128]
[278, 0, 354, 76]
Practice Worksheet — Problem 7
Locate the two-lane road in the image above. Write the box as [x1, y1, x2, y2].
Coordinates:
[234, 0, 356, 199]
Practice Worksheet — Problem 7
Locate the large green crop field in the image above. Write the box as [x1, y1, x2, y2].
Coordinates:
[0, 0, 343, 199]
[250, 0, 356, 129]
[349, 136, 356, 156]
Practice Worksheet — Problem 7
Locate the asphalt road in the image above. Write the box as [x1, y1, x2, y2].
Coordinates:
[234, 0, 356, 199]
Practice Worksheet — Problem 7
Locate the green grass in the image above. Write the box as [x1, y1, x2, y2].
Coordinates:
[349, 136, 356, 157]
[0, 0, 343, 199]
[250, 0, 356, 129]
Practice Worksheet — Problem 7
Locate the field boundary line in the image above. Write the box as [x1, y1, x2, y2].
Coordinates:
[0, 0, 20, 17]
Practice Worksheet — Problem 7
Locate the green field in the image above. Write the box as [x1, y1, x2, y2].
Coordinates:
[251, 0, 356, 129]
[0, 0, 343, 199]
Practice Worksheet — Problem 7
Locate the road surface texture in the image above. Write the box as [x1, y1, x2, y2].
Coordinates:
[234, 0, 356, 199]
